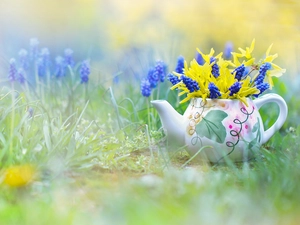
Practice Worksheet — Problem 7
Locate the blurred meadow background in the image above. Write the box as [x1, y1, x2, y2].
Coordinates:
[0, 0, 300, 224]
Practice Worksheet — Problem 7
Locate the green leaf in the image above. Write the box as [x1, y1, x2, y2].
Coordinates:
[252, 121, 259, 133]
[252, 118, 261, 142]
[248, 139, 260, 153]
[195, 110, 228, 144]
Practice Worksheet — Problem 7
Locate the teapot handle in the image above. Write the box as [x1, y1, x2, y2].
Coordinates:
[253, 93, 288, 144]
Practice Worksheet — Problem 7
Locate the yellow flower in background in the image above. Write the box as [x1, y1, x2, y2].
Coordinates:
[262, 44, 286, 88]
[2, 164, 36, 187]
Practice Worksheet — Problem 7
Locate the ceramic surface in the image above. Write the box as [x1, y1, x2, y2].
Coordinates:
[152, 94, 288, 162]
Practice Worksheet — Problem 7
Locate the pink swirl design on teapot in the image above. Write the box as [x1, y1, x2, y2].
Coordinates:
[185, 98, 264, 162]
[151, 93, 288, 163]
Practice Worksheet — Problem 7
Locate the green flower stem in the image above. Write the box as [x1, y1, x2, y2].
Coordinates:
[9, 83, 15, 162]
[84, 82, 88, 103]
[150, 94, 156, 131]
[109, 87, 123, 130]
[34, 62, 41, 97]
[46, 70, 51, 94]
[146, 98, 151, 130]
[250, 71, 260, 87]
[176, 89, 180, 108]
[181, 146, 212, 168]
[145, 124, 153, 171]
[156, 82, 160, 101]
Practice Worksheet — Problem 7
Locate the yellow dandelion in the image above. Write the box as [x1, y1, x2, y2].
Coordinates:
[2, 164, 36, 187]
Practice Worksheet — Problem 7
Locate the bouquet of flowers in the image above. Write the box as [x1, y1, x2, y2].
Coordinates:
[168, 39, 286, 105]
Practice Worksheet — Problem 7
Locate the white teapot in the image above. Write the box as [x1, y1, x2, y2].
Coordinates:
[152, 94, 288, 163]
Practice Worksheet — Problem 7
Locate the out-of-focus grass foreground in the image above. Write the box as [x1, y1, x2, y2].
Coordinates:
[0, 0, 300, 224]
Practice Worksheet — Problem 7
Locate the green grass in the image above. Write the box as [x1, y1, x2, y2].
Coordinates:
[0, 64, 300, 225]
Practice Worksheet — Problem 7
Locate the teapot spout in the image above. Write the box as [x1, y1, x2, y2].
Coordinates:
[151, 100, 185, 148]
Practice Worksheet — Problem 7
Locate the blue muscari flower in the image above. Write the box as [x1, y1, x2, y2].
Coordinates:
[17, 68, 26, 84]
[182, 75, 199, 93]
[37, 58, 46, 77]
[8, 58, 17, 82]
[255, 62, 272, 85]
[208, 82, 221, 99]
[195, 52, 204, 65]
[113, 75, 119, 84]
[253, 83, 270, 97]
[168, 73, 181, 85]
[175, 55, 185, 74]
[80, 60, 90, 83]
[55, 56, 66, 77]
[223, 42, 233, 59]
[229, 82, 242, 96]
[147, 67, 159, 88]
[154, 60, 166, 82]
[255, 74, 264, 85]
[260, 62, 272, 72]
[40, 48, 50, 60]
[232, 64, 245, 81]
[28, 107, 34, 118]
[30, 38, 39, 59]
[37, 48, 50, 77]
[18, 49, 29, 70]
[210, 57, 220, 78]
[140, 79, 152, 97]
[64, 48, 75, 67]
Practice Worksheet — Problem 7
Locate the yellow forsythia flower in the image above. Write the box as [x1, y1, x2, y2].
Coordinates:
[169, 39, 285, 104]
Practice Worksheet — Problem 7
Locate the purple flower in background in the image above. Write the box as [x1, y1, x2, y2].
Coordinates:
[37, 48, 50, 77]
[113, 75, 119, 84]
[154, 60, 166, 82]
[224, 42, 233, 59]
[195, 52, 204, 65]
[8, 58, 17, 82]
[140, 79, 151, 97]
[18, 49, 29, 70]
[175, 55, 185, 74]
[27, 107, 34, 118]
[40, 48, 50, 60]
[80, 60, 90, 83]
[30, 38, 39, 59]
[37, 58, 46, 77]
[17, 68, 26, 84]
[147, 67, 159, 88]
[64, 48, 75, 67]
[55, 56, 66, 77]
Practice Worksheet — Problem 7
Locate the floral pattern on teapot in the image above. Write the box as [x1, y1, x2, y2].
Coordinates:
[151, 93, 288, 163]
[184, 98, 263, 161]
